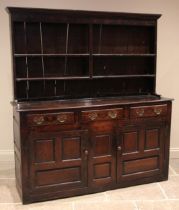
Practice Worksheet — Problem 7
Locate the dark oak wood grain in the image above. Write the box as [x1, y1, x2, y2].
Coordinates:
[7, 7, 172, 204]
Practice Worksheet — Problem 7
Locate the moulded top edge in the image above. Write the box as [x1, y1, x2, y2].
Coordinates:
[6, 7, 162, 20]
[11, 96, 173, 112]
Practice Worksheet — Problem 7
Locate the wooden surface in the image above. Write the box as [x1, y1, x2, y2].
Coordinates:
[7, 7, 172, 204]
[8, 7, 160, 102]
[13, 98, 172, 204]
[12, 95, 172, 112]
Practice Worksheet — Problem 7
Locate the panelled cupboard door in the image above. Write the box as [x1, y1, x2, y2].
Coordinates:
[117, 122, 166, 182]
[28, 130, 88, 193]
[88, 122, 116, 188]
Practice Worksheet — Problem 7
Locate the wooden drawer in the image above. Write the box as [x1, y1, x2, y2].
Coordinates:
[27, 112, 75, 126]
[130, 104, 168, 118]
[81, 108, 124, 123]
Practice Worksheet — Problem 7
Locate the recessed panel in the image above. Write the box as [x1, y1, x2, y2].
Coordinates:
[62, 137, 81, 160]
[123, 156, 159, 175]
[36, 167, 81, 186]
[35, 139, 55, 163]
[94, 134, 111, 157]
[123, 131, 138, 153]
[94, 163, 111, 179]
[145, 129, 159, 150]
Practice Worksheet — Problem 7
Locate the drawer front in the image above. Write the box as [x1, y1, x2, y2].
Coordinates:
[27, 112, 75, 126]
[81, 108, 124, 123]
[130, 104, 168, 118]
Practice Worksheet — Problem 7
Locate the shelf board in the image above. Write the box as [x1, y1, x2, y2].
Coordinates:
[14, 53, 90, 57]
[93, 75, 155, 79]
[92, 54, 156, 57]
[16, 75, 155, 81]
[14, 53, 155, 57]
[16, 76, 90, 81]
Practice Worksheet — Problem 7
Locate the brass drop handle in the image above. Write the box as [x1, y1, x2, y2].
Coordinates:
[33, 116, 44, 125]
[88, 112, 98, 121]
[108, 111, 117, 119]
[57, 114, 67, 123]
[136, 108, 144, 117]
[154, 108, 162, 115]
[84, 150, 89, 156]
[117, 146, 122, 151]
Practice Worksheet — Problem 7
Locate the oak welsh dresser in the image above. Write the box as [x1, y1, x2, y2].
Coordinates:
[7, 7, 172, 204]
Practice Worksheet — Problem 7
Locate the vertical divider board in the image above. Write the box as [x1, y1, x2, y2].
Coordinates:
[64, 23, 69, 75]
[98, 24, 102, 54]
[153, 23, 157, 94]
[89, 24, 93, 78]
[64, 23, 69, 96]
[39, 22, 46, 97]
[24, 22, 29, 100]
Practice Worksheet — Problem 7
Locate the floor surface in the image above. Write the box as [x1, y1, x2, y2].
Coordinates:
[0, 159, 178, 210]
